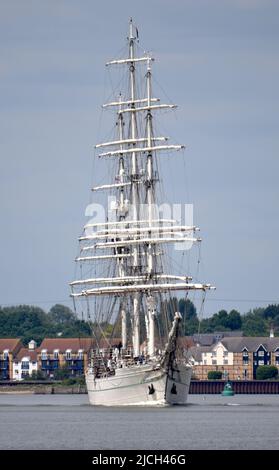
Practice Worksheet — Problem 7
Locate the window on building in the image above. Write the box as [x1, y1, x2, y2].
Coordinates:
[21, 371, 29, 377]
[224, 359, 228, 365]
[258, 350, 265, 357]
[258, 360, 265, 365]
[212, 351, 217, 357]
[41, 350, 47, 360]
[212, 359, 217, 365]
[78, 350, 83, 359]
[66, 350, 72, 360]
[223, 351, 228, 357]
[242, 350, 249, 357]
[21, 361, 29, 370]
[3, 351, 9, 360]
[54, 351, 59, 360]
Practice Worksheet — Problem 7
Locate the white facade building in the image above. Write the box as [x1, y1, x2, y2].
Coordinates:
[13, 340, 38, 381]
[202, 342, 234, 366]
[189, 341, 234, 367]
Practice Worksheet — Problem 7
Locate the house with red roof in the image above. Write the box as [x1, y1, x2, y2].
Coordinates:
[0, 338, 23, 380]
[38, 338, 94, 378]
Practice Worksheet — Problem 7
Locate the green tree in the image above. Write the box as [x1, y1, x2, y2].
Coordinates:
[256, 365, 278, 380]
[179, 298, 197, 320]
[242, 312, 268, 336]
[226, 310, 242, 330]
[48, 304, 76, 325]
[263, 304, 279, 320]
[0, 305, 53, 345]
[26, 370, 47, 381]
[208, 371, 222, 380]
[199, 317, 214, 333]
[178, 298, 199, 335]
[199, 310, 227, 332]
[0, 303, 94, 345]
[53, 364, 71, 380]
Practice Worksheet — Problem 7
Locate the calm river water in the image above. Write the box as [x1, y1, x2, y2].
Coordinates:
[0, 394, 278, 449]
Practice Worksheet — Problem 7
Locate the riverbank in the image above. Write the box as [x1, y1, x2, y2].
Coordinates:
[0, 381, 87, 394]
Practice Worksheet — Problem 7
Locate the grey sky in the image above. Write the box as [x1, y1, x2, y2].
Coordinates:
[0, 0, 278, 317]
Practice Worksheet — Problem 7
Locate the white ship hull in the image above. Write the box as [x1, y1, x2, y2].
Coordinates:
[86, 363, 192, 406]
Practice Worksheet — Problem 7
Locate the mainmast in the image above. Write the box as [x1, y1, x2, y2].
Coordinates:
[129, 18, 140, 357]
[117, 94, 127, 350]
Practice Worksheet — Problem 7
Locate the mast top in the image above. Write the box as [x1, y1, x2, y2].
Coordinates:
[129, 18, 138, 41]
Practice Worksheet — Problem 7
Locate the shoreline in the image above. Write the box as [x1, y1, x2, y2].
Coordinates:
[0, 384, 87, 394]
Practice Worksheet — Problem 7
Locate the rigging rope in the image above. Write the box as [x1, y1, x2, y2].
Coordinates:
[197, 290, 207, 338]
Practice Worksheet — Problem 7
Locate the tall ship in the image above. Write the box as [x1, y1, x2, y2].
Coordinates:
[70, 19, 215, 406]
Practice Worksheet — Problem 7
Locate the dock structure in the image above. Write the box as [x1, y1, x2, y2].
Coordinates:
[189, 380, 279, 394]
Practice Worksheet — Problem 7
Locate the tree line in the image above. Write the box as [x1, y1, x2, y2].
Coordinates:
[178, 299, 279, 336]
[0, 304, 91, 346]
[0, 301, 278, 346]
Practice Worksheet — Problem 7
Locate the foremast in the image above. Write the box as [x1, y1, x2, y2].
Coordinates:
[70, 19, 215, 359]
